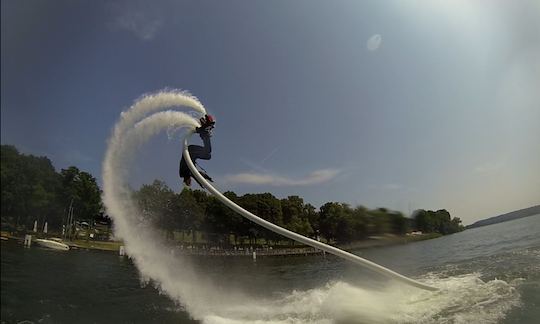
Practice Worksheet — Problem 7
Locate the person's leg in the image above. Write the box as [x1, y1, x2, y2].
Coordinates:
[179, 156, 185, 178]
[189, 133, 212, 161]
[179, 156, 191, 186]
[199, 132, 212, 160]
[180, 133, 212, 186]
[188, 144, 204, 160]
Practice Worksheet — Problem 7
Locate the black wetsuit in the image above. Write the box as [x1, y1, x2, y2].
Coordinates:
[179, 131, 212, 180]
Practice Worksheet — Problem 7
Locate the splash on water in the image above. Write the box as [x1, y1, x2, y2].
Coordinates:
[202, 273, 521, 324]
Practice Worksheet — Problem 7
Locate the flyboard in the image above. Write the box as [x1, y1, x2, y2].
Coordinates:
[183, 132, 437, 291]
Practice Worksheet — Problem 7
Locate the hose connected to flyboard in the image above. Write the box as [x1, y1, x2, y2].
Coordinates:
[183, 133, 438, 291]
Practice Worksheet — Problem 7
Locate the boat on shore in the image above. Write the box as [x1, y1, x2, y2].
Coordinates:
[35, 238, 70, 251]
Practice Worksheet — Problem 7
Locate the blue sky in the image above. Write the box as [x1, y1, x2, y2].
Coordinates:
[2, 0, 539, 224]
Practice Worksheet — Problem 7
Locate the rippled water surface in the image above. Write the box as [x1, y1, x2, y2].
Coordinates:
[2, 214, 539, 323]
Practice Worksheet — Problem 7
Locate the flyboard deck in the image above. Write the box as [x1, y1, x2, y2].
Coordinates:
[183, 132, 437, 291]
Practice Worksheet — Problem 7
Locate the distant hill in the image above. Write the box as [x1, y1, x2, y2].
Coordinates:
[466, 205, 540, 229]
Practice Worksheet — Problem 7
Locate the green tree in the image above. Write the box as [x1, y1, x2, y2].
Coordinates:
[177, 188, 205, 243]
[319, 202, 344, 242]
[202, 191, 245, 245]
[1, 145, 63, 230]
[389, 211, 408, 235]
[449, 216, 464, 233]
[304, 203, 319, 238]
[369, 208, 391, 234]
[281, 196, 313, 240]
[335, 204, 356, 244]
[238, 193, 283, 244]
[135, 180, 176, 239]
[222, 191, 245, 245]
[413, 208, 463, 234]
[204, 195, 228, 245]
[413, 209, 432, 232]
[60, 166, 103, 223]
[350, 206, 369, 240]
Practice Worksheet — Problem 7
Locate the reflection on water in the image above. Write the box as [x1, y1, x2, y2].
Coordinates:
[2, 215, 539, 323]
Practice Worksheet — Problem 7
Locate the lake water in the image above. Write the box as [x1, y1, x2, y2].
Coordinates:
[2, 214, 539, 323]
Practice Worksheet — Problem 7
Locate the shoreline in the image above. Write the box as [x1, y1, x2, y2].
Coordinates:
[1, 231, 442, 256]
[339, 233, 443, 251]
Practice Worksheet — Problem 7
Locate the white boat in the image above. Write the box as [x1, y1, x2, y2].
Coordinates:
[35, 238, 70, 251]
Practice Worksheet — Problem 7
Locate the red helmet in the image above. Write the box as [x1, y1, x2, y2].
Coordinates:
[200, 114, 215, 125]
[205, 114, 215, 124]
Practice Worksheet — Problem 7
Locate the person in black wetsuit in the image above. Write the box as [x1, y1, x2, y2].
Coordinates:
[179, 114, 215, 187]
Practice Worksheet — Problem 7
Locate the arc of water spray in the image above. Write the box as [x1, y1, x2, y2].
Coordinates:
[183, 133, 438, 291]
[103, 90, 206, 245]
[103, 92, 230, 318]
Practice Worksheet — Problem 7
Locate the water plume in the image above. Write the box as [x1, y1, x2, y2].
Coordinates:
[102, 90, 246, 319]
[102, 90, 521, 323]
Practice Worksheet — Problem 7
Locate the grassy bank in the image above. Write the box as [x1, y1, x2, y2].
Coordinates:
[68, 233, 443, 254]
[67, 240, 123, 251]
[406, 232, 443, 242]
[1, 230, 443, 254]
[339, 233, 443, 251]
[0, 231, 124, 252]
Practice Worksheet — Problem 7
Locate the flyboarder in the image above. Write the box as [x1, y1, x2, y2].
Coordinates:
[179, 114, 215, 187]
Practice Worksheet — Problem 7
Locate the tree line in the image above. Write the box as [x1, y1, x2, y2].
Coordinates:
[1, 144, 463, 244]
[135, 180, 464, 246]
[1, 145, 103, 231]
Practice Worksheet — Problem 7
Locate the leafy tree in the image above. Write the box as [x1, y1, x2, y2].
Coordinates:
[204, 195, 229, 245]
[238, 193, 283, 244]
[350, 206, 369, 239]
[334, 205, 356, 244]
[134, 180, 176, 239]
[304, 203, 319, 238]
[389, 211, 408, 235]
[450, 216, 464, 233]
[413, 208, 463, 234]
[366, 208, 385, 235]
[192, 189, 209, 211]
[221, 191, 245, 245]
[60, 166, 103, 223]
[413, 209, 432, 232]
[1, 145, 63, 230]
[319, 202, 344, 242]
[200, 191, 244, 245]
[177, 188, 205, 243]
[281, 196, 313, 240]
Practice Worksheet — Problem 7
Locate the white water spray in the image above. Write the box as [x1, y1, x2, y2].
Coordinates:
[102, 90, 247, 319]
[102, 90, 521, 323]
